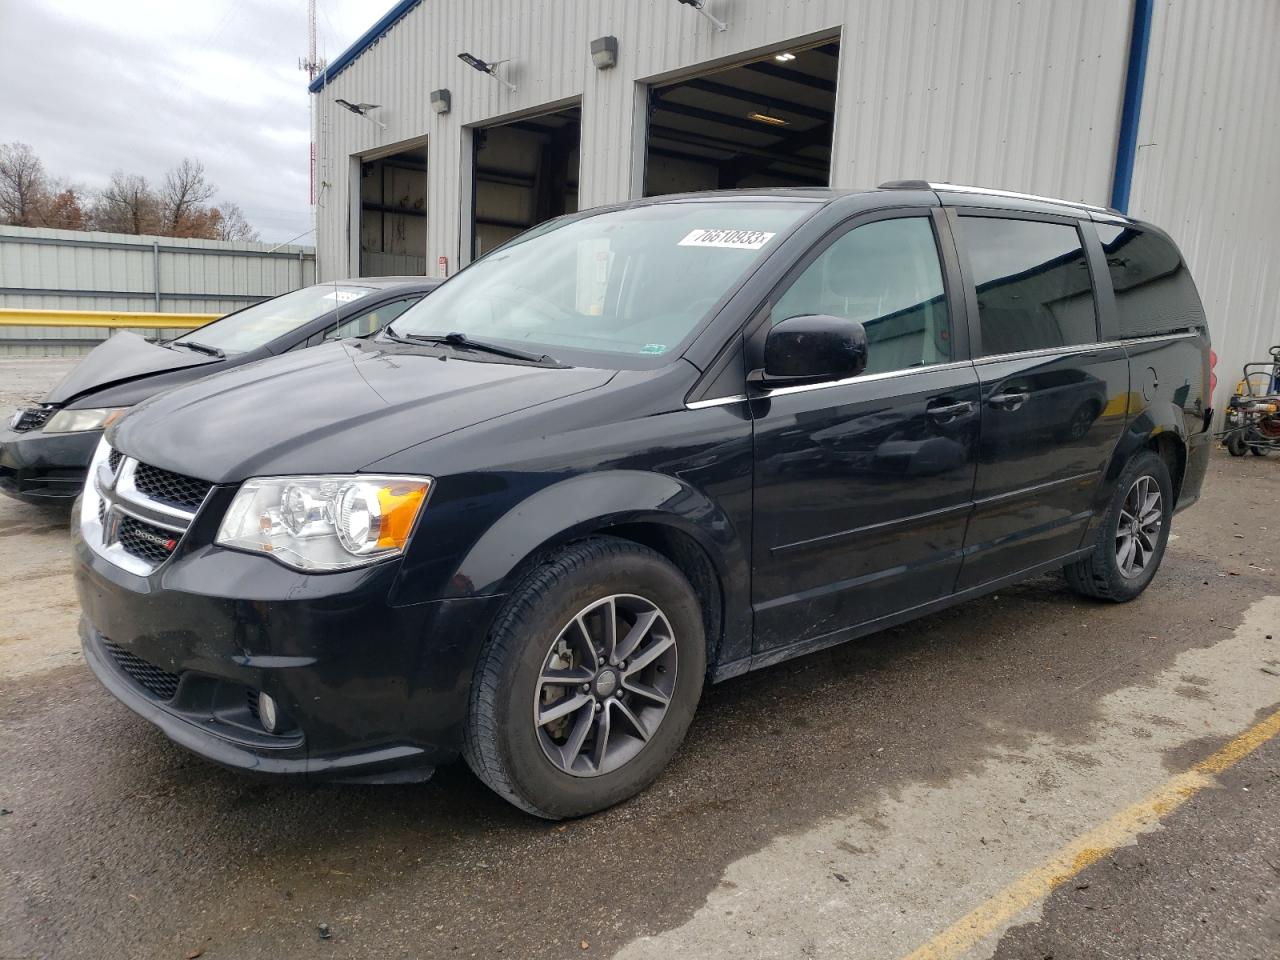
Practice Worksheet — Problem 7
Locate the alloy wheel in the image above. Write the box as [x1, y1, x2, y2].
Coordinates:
[533, 594, 677, 777]
[1116, 475, 1162, 579]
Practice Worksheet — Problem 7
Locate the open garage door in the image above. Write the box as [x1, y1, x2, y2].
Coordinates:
[359, 144, 427, 277]
[643, 40, 838, 196]
[472, 105, 580, 259]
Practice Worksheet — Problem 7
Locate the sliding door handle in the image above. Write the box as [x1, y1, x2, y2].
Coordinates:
[988, 390, 1030, 411]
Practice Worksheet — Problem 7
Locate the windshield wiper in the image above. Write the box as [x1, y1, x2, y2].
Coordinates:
[173, 340, 225, 359]
[386, 328, 557, 365]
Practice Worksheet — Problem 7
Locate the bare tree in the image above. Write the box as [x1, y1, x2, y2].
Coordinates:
[92, 171, 160, 235]
[0, 142, 49, 226]
[0, 144, 261, 240]
[208, 201, 260, 242]
[159, 157, 216, 236]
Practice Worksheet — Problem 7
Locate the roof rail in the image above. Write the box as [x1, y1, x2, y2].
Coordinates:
[878, 180, 1116, 215]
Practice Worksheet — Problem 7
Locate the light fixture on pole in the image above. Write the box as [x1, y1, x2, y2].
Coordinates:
[430, 89, 451, 115]
[675, 0, 728, 32]
[590, 36, 618, 69]
[334, 98, 386, 130]
[457, 53, 516, 93]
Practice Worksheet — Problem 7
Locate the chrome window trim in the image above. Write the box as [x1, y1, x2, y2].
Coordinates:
[973, 341, 1113, 366]
[741, 360, 975, 401]
[684, 331, 1201, 409]
[1120, 330, 1201, 346]
[687, 360, 974, 407]
[686, 394, 748, 410]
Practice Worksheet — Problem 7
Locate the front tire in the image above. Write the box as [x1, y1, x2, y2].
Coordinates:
[1064, 450, 1173, 602]
[463, 537, 705, 819]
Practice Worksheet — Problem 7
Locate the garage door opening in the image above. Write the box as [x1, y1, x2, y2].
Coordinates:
[643, 39, 838, 196]
[471, 104, 580, 259]
[359, 144, 427, 277]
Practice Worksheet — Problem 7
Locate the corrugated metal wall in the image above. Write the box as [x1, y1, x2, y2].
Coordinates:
[314, 0, 1131, 276]
[1130, 0, 1280, 413]
[0, 226, 316, 313]
[315, 0, 1280, 419]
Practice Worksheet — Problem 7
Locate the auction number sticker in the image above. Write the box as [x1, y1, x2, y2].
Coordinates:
[323, 290, 370, 302]
[678, 228, 776, 250]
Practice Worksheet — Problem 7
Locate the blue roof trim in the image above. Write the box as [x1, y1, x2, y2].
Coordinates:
[1110, 0, 1154, 214]
[308, 0, 423, 94]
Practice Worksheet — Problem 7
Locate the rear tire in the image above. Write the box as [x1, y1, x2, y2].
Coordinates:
[1064, 451, 1172, 602]
[463, 537, 705, 819]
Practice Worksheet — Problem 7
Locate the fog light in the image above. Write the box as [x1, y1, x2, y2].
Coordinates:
[257, 692, 280, 733]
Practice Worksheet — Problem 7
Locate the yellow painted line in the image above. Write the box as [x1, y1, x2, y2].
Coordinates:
[0, 308, 218, 329]
[900, 706, 1280, 960]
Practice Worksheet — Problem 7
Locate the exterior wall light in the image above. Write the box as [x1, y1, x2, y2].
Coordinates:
[430, 89, 451, 114]
[676, 0, 728, 32]
[590, 36, 618, 70]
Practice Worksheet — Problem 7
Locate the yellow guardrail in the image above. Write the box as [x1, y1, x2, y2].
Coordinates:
[0, 308, 219, 329]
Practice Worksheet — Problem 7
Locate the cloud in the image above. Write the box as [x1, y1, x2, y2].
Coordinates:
[0, 0, 376, 242]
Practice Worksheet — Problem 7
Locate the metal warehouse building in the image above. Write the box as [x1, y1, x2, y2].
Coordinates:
[310, 0, 1280, 413]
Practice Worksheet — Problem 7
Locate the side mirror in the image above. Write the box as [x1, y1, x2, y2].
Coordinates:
[751, 314, 868, 387]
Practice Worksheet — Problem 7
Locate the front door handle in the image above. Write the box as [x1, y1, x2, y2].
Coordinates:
[926, 399, 974, 423]
[988, 390, 1030, 411]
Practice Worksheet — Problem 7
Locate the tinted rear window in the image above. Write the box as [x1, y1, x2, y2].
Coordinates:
[1096, 224, 1205, 338]
[958, 217, 1098, 357]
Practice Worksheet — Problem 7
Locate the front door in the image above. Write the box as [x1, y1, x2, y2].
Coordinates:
[750, 211, 980, 654]
[950, 212, 1129, 590]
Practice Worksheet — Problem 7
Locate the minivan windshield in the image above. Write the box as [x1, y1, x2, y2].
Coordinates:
[172, 283, 375, 355]
[388, 200, 814, 364]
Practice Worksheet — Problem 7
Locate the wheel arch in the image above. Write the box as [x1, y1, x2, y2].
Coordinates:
[448, 470, 750, 673]
[1106, 402, 1189, 504]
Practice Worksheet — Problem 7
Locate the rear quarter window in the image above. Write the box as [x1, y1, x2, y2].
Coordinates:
[1096, 225, 1206, 338]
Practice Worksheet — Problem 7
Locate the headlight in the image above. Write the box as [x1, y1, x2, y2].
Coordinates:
[43, 407, 129, 434]
[215, 474, 432, 572]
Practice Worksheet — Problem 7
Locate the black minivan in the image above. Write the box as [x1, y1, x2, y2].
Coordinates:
[74, 184, 1212, 818]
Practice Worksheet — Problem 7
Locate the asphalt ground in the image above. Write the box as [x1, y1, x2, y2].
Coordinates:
[1, 356, 1277, 960]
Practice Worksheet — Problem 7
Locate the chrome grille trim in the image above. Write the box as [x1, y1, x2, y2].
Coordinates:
[80, 439, 209, 575]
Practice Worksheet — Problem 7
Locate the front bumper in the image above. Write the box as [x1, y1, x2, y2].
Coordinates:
[74, 518, 503, 781]
[0, 425, 99, 503]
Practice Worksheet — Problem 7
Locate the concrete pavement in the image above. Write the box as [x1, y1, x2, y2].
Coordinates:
[1, 356, 1277, 960]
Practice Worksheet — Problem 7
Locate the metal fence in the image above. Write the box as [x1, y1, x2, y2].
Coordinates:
[0, 225, 316, 355]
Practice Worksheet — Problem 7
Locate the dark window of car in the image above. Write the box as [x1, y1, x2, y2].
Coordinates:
[326, 297, 421, 341]
[958, 217, 1098, 356]
[1095, 224, 1205, 337]
[175, 284, 377, 355]
[769, 217, 952, 375]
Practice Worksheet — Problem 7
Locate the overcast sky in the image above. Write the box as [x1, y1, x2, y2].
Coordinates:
[0, 0, 378, 243]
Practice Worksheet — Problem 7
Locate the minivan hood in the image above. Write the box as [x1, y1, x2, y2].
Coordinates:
[45, 332, 219, 405]
[109, 340, 614, 482]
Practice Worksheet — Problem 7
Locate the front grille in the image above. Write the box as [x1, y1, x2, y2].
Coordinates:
[117, 514, 178, 565]
[132, 463, 213, 510]
[12, 407, 54, 433]
[103, 640, 180, 700]
[97, 499, 107, 526]
[107, 448, 123, 473]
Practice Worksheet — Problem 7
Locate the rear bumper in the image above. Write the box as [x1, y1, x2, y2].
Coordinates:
[74, 518, 504, 781]
[0, 426, 98, 503]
